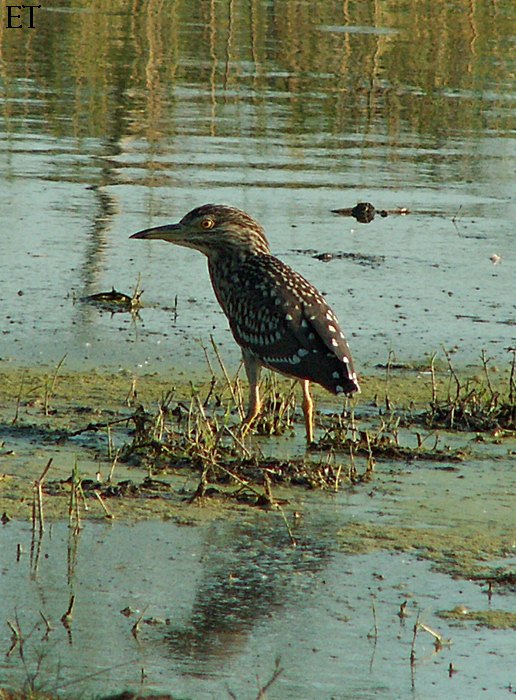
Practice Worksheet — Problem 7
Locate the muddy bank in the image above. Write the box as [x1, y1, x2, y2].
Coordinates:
[0, 362, 514, 699]
[0, 360, 513, 520]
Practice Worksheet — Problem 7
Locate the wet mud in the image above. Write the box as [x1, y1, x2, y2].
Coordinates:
[1, 363, 513, 561]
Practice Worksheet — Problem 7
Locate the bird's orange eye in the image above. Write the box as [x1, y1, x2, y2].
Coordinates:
[201, 218, 215, 230]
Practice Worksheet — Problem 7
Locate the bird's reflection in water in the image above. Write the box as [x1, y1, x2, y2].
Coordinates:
[165, 517, 330, 665]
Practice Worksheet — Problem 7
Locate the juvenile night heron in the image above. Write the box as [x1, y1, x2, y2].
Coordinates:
[131, 204, 360, 443]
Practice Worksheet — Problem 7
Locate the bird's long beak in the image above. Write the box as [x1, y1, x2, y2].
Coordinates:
[130, 223, 182, 241]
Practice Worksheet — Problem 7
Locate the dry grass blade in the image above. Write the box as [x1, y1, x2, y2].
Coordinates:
[424, 349, 515, 431]
[44, 354, 67, 416]
[252, 374, 296, 436]
[209, 334, 245, 420]
[68, 460, 86, 534]
[32, 458, 53, 535]
[94, 490, 114, 519]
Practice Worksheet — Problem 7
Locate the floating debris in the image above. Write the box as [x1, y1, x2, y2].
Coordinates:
[332, 202, 382, 223]
[490, 253, 502, 265]
[332, 202, 409, 223]
[292, 249, 385, 268]
[81, 286, 143, 313]
[312, 251, 385, 268]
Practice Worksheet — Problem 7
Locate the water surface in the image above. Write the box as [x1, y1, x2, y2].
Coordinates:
[1, 472, 514, 700]
[0, 0, 513, 374]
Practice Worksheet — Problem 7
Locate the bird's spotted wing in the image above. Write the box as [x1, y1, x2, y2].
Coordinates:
[297, 295, 359, 394]
[210, 255, 359, 395]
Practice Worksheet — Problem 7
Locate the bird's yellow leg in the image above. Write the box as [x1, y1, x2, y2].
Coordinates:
[301, 380, 314, 445]
[241, 350, 262, 435]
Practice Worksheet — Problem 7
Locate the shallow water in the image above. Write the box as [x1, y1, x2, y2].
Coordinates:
[0, 2, 514, 697]
[0, 0, 514, 374]
[0, 489, 514, 700]
[0, 388, 514, 699]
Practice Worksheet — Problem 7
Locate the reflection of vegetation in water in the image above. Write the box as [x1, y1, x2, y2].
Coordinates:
[0, 0, 512, 142]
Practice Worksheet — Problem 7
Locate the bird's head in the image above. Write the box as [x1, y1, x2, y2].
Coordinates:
[130, 204, 271, 259]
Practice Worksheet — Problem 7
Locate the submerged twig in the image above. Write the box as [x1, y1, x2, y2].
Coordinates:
[61, 595, 75, 630]
[255, 656, 284, 699]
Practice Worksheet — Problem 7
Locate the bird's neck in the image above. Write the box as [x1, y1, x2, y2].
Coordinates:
[207, 251, 261, 311]
[207, 249, 254, 281]
[206, 246, 248, 266]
